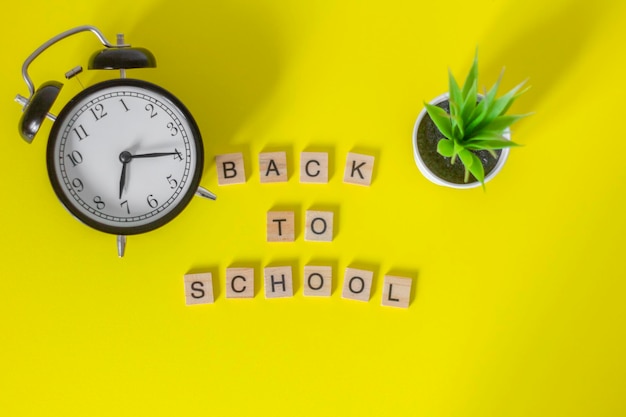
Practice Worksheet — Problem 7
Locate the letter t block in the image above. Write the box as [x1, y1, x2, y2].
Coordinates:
[267, 211, 295, 242]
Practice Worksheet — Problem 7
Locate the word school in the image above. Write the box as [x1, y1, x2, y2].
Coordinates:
[184, 266, 412, 308]
[215, 151, 375, 186]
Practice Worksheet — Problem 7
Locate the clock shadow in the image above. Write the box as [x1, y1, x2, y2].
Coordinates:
[121, 0, 291, 174]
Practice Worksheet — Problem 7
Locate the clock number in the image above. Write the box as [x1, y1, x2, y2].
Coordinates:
[166, 175, 178, 189]
[173, 148, 183, 161]
[72, 178, 84, 192]
[89, 103, 108, 121]
[147, 194, 159, 209]
[120, 200, 130, 215]
[93, 196, 106, 210]
[145, 103, 158, 119]
[119, 99, 130, 112]
[66, 151, 83, 167]
[73, 124, 89, 141]
[166, 122, 178, 136]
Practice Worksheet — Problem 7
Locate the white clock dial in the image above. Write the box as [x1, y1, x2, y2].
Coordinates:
[47, 79, 204, 235]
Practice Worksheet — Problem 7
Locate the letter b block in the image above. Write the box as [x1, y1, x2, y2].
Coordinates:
[216, 153, 246, 185]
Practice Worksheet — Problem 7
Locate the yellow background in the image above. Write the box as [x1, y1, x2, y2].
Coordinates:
[1, 0, 625, 415]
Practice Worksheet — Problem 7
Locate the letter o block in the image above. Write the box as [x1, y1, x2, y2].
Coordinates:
[341, 268, 373, 302]
[305, 210, 334, 242]
[303, 265, 332, 297]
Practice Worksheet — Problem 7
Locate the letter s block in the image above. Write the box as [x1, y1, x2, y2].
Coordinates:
[184, 272, 215, 305]
[216, 152, 246, 185]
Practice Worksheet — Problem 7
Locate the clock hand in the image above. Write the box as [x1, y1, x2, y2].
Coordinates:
[119, 151, 132, 199]
[130, 151, 182, 159]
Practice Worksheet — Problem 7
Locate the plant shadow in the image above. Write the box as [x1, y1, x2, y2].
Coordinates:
[481, 0, 615, 122]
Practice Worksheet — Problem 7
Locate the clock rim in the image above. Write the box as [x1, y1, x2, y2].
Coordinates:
[46, 78, 205, 236]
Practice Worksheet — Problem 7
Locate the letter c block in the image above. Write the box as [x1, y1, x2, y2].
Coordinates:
[300, 152, 329, 183]
[184, 272, 215, 305]
[226, 267, 255, 299]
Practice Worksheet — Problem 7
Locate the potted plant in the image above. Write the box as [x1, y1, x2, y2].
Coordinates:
[412, 53, 529, 188]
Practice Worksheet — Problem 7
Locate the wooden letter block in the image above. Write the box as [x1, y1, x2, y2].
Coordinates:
[381, 275, 412, 308]
[226, 268, 255, 299]
[305, 210, 334, 242]
[303, 265, 332, 297]
[216, 153, 246, 185]
[184, 272, 214, 305]
[343, 152, 375, 186]
[259, 152, 288, 183]
[341, 268, 373, 302]
[300, 152, 329, 183]
[264, 266, 294, 298]
[267, 211, 295, 242]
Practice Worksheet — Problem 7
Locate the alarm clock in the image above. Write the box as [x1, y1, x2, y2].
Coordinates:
[15, 25, 216, 257]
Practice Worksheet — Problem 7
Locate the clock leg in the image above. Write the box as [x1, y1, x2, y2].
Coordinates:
[117, 235, 127, 258]
[196, 186, 217, 201]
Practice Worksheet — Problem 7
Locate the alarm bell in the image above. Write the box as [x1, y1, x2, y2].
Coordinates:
[15, 25, 157, 143]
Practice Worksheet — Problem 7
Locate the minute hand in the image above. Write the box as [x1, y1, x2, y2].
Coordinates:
[131, 151, 181, 159]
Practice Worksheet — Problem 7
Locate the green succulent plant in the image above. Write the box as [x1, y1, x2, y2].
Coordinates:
[424, 53, 529, 186]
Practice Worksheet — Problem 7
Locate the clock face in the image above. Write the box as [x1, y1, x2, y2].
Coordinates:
[47, 79, 204, 235]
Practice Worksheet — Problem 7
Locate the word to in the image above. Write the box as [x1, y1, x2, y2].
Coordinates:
[215, 151, 375, 186]
[268, 210, 334, 242]
[184, 266, 412, 308]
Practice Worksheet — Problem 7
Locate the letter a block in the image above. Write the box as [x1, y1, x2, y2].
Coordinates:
[305, 210, 334, 242]
[226, 268, 255, 299]
[184, 272, 215, 305]
[267, 211, 295, 242]
[381, 275, 412, 308]
[264, 266, 294, 298]
[300, 152, 329, 183]
[303, 265, 332, 297]
[216, 153, 246, 185]
[343, 152, 375, 186]
[259, 152, 288, 183]
[341, 268, 374, 302]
